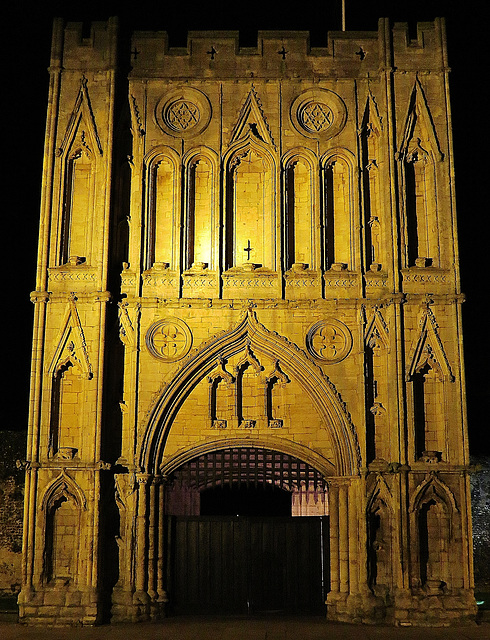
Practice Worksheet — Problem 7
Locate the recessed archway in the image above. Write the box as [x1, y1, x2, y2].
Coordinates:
[163, 445, 330, 616]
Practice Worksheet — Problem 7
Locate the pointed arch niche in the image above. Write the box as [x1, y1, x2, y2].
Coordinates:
[47, 300, 92, 459]
[366, 477, 395, 595]
[41, 474, 86, 587]
[409, 475, 459, 592]
[144, 147, 180, 271]
[399, 81, 444, 268]
[225, 142, 276, 270]
[360, 97, 384, 269]
[283, 150, 318, 271]
[60, 146, 95, 265]
[406, 308, 454, 462]
[49, 361, 84, 458]
[364, 309, 390, 463]
[56, 78, 102, 267]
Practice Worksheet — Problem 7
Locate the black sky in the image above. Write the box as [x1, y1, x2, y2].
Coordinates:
[4, 0, 488, 455]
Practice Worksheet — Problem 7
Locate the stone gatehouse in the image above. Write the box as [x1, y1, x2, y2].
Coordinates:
[19, 17, 477, 626]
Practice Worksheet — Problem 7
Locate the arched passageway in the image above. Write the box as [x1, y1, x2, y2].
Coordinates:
[163, 447, 329, 615]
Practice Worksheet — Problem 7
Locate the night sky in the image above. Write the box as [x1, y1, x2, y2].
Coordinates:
[4, 0, 488, 455]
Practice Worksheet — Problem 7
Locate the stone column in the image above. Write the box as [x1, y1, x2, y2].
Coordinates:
[348, 479, 359, 594]
[147, 477, 158, 601]
[133, 473, 151, 618]
[157, 476, 170, 610]
[339, 481, 349, 594]
[328, 480, 340, 594]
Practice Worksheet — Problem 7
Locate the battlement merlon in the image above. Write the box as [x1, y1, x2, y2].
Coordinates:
[129, 18, 448, 79]
[47, 17, 448, 76]
[49, 16, 119, 71]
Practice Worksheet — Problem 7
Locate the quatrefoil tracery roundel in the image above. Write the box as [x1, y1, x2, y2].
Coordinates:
[306, 319, 352, 363]
[146, 318, 193, 361]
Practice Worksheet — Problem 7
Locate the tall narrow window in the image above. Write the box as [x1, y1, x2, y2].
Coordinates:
[45, 496, 79, 584]
[404, 141, 437, 266]
[361, 122, 382, 269]
[236, 363, 256, 426]
[186, 158, 213, 269]
[61, 149, 93, 264]
[323, 157, 351, 269]
[147, 157, 175, 269]
[226, 148, 273, 269]
[418, 499, 449, 590]
[49, 362, 83, 457]
[285, 158, 313, 270]
[413, 362, 445, 460]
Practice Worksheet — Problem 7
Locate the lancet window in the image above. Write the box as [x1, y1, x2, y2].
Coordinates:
[284, 156, 315, 270]
[146, 153, 178, 270]
[60, 148, 94, 265]
[226, 147, 274, 269]
[44, 496, 79, 584]
[208, 359, 234, 429]
[367, 501, 392, 592]
[365, 331, 389, 463]
[404, 140, 438, 267]
[265, 360, 290, 428]
[185, 155, 214, 270]
[49, 361, 83, 458]
[417, 497, 450, 589]
[412, 360, 445, 459]
[323, 155, 353, 270]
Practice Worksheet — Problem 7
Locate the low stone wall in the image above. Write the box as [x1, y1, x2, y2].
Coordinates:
[0, 431, 26, 601]
[471, 456, 490, 590]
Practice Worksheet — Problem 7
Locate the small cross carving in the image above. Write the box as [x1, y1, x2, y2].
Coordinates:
[355, 47, 366, 61]
[244, 239, 253, 260]
[207, 46, 217, 60]
[131, 47, 140, 60]
[278, 46, 287, 60]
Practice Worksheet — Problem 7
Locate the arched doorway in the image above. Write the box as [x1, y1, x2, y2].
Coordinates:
[164, 447, 329, 615]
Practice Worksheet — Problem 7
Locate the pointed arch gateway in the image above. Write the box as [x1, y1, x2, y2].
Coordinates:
[140, 309, 360, 477]
[136, 310, 359, 615]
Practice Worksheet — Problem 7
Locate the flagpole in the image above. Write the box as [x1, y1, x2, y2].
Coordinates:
[342, 0, 346, 31]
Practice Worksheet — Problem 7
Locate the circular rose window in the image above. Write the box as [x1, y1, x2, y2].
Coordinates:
[290, 89, 347, 140]
[155, 88, 211, 139]
[299, 101, 333, 133]
[163, 100, 201, 132]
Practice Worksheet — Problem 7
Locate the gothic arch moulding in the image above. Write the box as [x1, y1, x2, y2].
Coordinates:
[139, 309, 361, 477]
[406, 307, 454, 382]
[229, 85, 276, 150]
[40, 470, 87, 512]
[159, 436, 336, 481]
[40, 472, 86, 586]
[47, 298, 92, 379]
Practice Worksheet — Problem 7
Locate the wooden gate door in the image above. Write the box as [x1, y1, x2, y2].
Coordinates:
[167, 515, 329, 615]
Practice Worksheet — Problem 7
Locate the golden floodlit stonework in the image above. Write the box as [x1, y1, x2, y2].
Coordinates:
[19, 17, 477, 626]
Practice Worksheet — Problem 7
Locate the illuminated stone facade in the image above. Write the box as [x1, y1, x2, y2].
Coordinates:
[20, 17, 477, 625]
